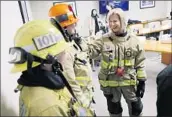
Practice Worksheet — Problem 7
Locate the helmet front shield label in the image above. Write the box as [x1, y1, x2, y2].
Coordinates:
[33, 33, 63, 51]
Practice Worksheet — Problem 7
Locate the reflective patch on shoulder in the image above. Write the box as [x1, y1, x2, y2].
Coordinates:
[33, 33, 63, 50]
[19, 100, 27, 116]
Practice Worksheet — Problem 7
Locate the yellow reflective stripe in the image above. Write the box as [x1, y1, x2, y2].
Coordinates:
[76, 77, 92, 86]
[76, 77, 91, 81]
[112, 59, 118, 66]
[101, 60, 116, 69]
[137, 70, 147, 78]
[124, 60, 134, 66]
[119, 60, 135, 66]
[99, 80, 108, 87]
[78, 83, 85, 87]
[100, 60, 108, 68]
[99, 80, 136, 87]
[119, 80, 136, 86]
[108, 80, 119, 86]
[101, 59, 135, 69]
[100, 61, 114, 69]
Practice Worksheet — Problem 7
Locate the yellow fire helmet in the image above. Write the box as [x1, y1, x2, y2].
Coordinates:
[9, 19, 70, 73]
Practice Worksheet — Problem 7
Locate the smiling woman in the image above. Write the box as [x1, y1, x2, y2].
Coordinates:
[88, 8, 147, 116]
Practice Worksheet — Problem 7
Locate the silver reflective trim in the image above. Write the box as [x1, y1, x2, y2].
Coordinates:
[22, 44, 36, 52]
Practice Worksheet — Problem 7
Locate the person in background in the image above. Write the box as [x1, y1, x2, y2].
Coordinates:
[89, 9, 109, 71]
[88, 8, 147, 116]
[156, 64, 172, 117]
[89, 9, 107, 36]
[48, 3, 96, 116]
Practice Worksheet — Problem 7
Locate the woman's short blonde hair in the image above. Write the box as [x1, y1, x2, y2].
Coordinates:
[106, 8, 128, 32]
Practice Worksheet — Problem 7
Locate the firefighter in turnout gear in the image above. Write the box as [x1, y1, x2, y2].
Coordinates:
[48, 3, 95, 115]
[9, 20, 94, 116]
[88, 8, 147, 116]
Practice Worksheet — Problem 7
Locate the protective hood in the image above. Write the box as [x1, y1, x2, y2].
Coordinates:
[106, 8, 128, 33]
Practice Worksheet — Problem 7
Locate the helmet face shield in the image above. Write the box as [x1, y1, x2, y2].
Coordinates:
[55, 14, 69, 23]
[49, 4, 78, 28]
[9, 47, 27, 64]
[9, 47, 61, 73]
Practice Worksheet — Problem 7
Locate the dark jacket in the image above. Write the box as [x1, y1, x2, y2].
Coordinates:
[156, 64, 172, 117]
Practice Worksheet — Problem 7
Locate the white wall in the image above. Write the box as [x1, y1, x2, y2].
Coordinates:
[75, 1, 98, 36]
[25, 1, 33, 21]
[28, 1, 99, 36]
[28, 1, 169, 36]
[1, 1, 23, 116]
[29, 1, 52, 20]
[124, 1, 167, 21]
[166, 1, 172, 17]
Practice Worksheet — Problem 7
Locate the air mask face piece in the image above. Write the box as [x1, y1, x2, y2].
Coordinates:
[66, 23, 77, 35]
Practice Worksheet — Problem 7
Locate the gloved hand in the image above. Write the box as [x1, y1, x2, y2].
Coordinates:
[136, 81, 145, 98]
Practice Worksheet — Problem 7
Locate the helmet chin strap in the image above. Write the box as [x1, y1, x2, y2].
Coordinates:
[27, 53, 35, 74]
[26, 53, 58, 75]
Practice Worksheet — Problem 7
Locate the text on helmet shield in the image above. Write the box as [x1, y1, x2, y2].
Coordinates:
[33, 33, 63, 50]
